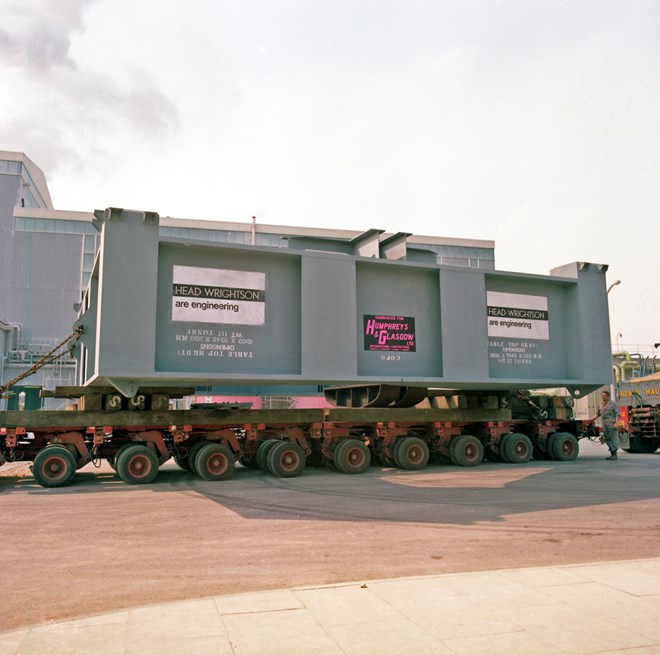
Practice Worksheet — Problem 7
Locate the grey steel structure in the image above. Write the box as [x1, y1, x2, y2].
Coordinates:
[0, 150, 496, 408]
[76, 208, 613, 398]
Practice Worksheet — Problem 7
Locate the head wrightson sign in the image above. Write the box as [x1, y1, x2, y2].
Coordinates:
[172, 265, 266, 326]
[486, 291, 552, 378]
[486, 291, 549, 340]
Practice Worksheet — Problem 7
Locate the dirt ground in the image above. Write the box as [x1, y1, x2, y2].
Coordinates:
[2, 443, 659, 632]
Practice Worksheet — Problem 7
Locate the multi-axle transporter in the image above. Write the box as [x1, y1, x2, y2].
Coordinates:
[0, 385, 594, 487]
[0, 207, 613, 487]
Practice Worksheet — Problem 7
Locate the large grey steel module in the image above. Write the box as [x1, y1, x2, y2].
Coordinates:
[75, 207, 613, 398]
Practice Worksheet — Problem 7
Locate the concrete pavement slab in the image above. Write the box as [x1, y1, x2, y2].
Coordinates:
[574, 561, 660, 595]
[1, 558, 659, 655]
[221, 608, 342, 654]
[213, 589, 303, 615]
[294, 585, 406, 625]
[325, 618, 452, 654]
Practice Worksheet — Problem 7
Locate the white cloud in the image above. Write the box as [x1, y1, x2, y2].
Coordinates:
[0, 0, 94, 70]
[1, 0, 658, 348]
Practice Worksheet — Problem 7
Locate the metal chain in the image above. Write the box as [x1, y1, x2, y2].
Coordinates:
[0, 326, 84, 398]
[515, 390, 549, 420]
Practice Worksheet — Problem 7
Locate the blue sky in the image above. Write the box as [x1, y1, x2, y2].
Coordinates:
[1, 0, 658, 352]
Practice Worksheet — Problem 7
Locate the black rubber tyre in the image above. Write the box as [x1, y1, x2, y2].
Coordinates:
[551, 432, 579, 461]
[108, 443, 137, 473]
[393, 437, 429, 470]
[267, 441, 306, 478]
[498, 433, 514, 462]
[32, 445, 77, 488]
[503, 433, 533, 464]
[188, 441, 211, 475]
[450, 434, 484, 467]
[257, 439, 280, 471]
[448, 437, 461, 464]
[391, 439, 406, 465]
[545, 433, 559, 460]
[116, 444, 159, 484]
[195, 443, 235, 481]
[334, 439, 371, 474]
[627, 436, 659, 454]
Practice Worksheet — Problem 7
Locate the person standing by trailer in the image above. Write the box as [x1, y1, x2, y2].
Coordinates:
[596, 390, 620, 460]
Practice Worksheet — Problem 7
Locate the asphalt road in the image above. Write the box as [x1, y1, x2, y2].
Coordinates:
[2, 439, 659, 632]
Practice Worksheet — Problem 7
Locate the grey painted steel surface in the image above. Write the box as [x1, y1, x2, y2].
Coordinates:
[76, 208, 613, 397]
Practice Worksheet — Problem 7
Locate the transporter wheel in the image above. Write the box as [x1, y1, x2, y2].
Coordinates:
[188, 441, 211, 475]
[334, 439, 371, 474]
[497, 433, 513, 462]
[551, 432, 579, 461]
[109, 443, 138, 474]
[643, 438, 660, 453]
[32, 445, 77, 488]
[447, 437, 459, 463]
[450, 434, 483, 467]
[394, 437, 429, 470]
[195, 443, 235, 481]
[626, 436, 659, 454]
[391, 439, 406, 464]
[116, 444, 159, 484]
[502, 433, 533, 464]
[545, 433, 558, 460]
[267, 441, 306, 478]
[257, 439, 280, 471]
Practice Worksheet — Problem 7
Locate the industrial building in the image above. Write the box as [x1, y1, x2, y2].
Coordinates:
[0, 150, 495, 409]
